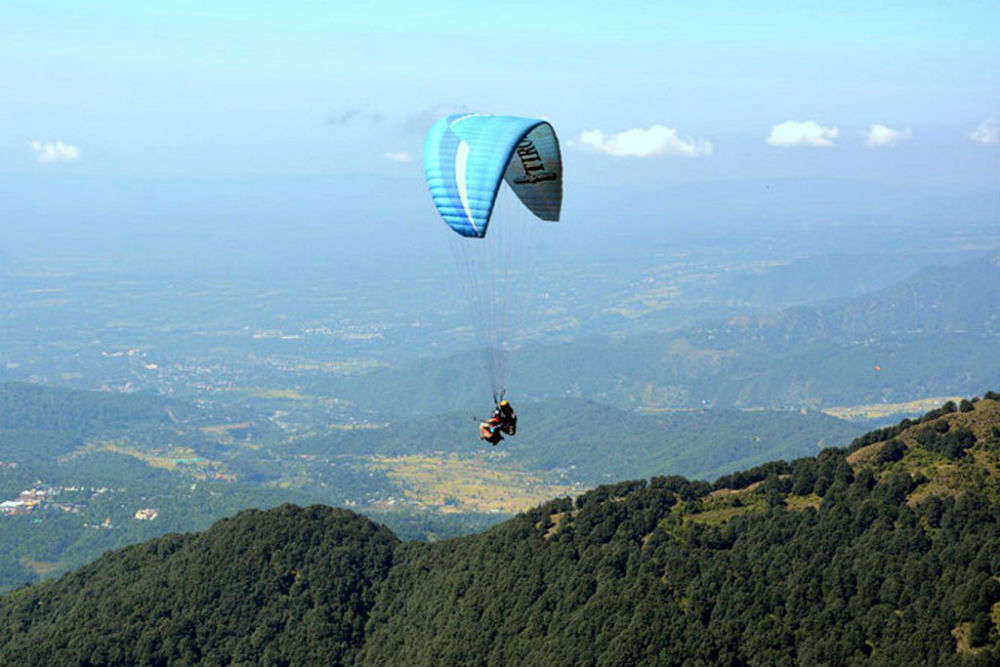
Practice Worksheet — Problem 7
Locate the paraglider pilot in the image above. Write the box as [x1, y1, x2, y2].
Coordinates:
[480, 400, 517, 445]
[494, 400, 516, 434]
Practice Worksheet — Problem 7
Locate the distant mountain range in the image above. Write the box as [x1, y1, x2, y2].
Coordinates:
[341, 254, 1000, 417]
[3, 392, 998, 665]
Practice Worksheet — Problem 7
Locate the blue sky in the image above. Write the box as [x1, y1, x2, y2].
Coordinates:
[2, 1, 997, 192]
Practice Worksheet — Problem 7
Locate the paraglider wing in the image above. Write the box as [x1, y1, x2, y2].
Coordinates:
[424, 114, 562, 238]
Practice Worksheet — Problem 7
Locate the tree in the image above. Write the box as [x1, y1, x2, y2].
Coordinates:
[876, 440, 906, 464]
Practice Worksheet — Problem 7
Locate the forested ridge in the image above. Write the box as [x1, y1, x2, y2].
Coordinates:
[3, 393, 1000, 666]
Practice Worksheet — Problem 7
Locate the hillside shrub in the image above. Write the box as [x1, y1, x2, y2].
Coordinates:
[875, 439, 906, 464]
[915, 426, 976, 459]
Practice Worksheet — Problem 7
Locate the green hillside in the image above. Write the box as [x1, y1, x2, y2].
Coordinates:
[0, 506, 397, 666]
[3, 393, 999, 665]
[0, 382, 187, 434]
[0, 382, 202, 470]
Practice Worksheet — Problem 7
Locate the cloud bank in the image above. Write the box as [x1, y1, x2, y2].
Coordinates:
[384, 151, 412, 163]
[30, 141, 80, 163]
[968, 118, 998, 145]
[766, 121, 838, 147]
[325, 107, 383, 126]
[865, 124, 912, 147]
[575, 125, 711, 157]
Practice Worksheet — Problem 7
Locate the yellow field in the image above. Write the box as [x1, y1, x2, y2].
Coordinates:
[200, 422, 253, 434]
[605, 283, 683, 318]
[823, 396, 962, 421]
[255, 389, 307, 400]
[328, 423, 388, 431]
[368, 454, 577, 514]
[284, 359, 388, 373]
[93, 441, 234, 481]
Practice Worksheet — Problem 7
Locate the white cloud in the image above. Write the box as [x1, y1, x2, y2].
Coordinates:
[384, 151, 412, 163]
[968, 117, 998, 145]
[575, 125, 712, 157]
[865, 124, 912, 147]
[766, 121, 839, 147]
[30, 140, 80, 163]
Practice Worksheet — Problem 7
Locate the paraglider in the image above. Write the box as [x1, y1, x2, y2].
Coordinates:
[424, 114, 562, 442]
[479, 399, 517, 446]
[424, 114, 562, 237]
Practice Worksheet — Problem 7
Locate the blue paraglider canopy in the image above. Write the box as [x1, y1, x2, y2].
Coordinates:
[424, 114, 562, 238]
